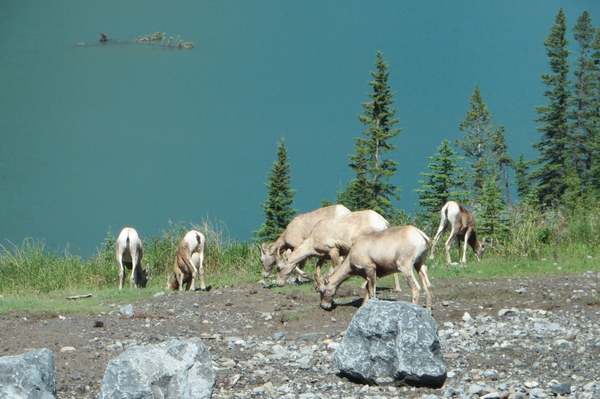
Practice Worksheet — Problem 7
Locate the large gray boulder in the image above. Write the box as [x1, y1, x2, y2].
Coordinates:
[332, 299, 446, 388]
[0, 348, 56, 399]
[100, 338, 215, 399]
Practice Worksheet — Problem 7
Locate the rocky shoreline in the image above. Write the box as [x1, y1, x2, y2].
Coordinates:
[1, 272, 599, 398]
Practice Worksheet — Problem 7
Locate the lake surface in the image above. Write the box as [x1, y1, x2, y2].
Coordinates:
[1, 1, 597, 258]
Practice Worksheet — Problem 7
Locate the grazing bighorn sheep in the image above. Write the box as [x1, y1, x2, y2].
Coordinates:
[259, 204, 351, 279]
[430, 200, 484, 265]
[318, 225, 432, 311]
[167, 230, 206, 291]
[115, 227, 149, 290]
[275, 210, 395, 287]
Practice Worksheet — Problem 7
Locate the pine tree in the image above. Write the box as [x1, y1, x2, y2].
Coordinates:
[338, 51, 402, 222]
[414, 140, 469, 230]
[570, 11, 598, 195]
[589, 28, 600, 194]
[532, 9, 578, 207]
[455, 85, 504, 201]
[253, 137, 297, 242]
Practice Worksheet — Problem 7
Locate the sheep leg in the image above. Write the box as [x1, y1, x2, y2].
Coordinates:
[188, 268, 197, 291]
[430, 221, 447, 259]
[362, 277, 373, 306]
[328, 248, 341, 275]
[461, 229, 472, 264]
[117, 258, 126, 290]
[194, 251, 206, 290]
[445, 230, 458, 265]
[399, 260, 422, 306]
[130, 251, 138, 288]
[363, 267, 378, 305]
[416, 264, 431, 311]
[176, 270, 184, 292]
[314, 258, 325, 280]
[393, 273, 401, 292]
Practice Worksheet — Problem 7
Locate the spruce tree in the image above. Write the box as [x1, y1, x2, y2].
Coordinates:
[476, 174, 508, 240]
[338, 51, 402, 222]
[455, 85, 507, 202]
[254, 137, 297, 242]
[490, 126, 514, 206]
[514, 154, 537, 205]
[589, 27, 600, 195]
[570, 11, 597, 195]
[532, 9, 578, 207]
[414, 140, 469, 230]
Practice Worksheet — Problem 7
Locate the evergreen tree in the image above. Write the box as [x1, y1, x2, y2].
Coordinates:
[514, 154, 537, 205]
[490, 126, 514, 206]
[570, 11, 598, 195]
[338, 51, 402, 221]
[475, 174, 508, 240]
[253, 137, 297, 242]
[589, 28, 600, 194]
[414, 140, 469, 229]
[532, 9, 578, 207]
[455, 85, 506, 201]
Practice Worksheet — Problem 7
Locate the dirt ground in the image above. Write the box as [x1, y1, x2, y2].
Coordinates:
[1, 271, 599, 398]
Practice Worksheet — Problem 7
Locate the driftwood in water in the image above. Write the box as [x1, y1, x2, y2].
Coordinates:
[66, 293, 93, 300]
[78, 31, 194, 49]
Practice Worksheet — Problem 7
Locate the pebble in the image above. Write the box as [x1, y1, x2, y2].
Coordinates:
[200, 300, 600, 399]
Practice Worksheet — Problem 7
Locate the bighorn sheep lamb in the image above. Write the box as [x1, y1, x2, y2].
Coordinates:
[259, 204, 351, 280]
[115, 227, 149, 290]
[430, 200, 484, 265]
[275, 210, 395, 287]
[318, 225, 432, 311]
[167, 230, 206, 291]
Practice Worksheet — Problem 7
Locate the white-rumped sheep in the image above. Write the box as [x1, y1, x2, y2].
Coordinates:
[167, 230, 206, 291]
[116, 227, 149, 290]
[430, 201, 484, 264]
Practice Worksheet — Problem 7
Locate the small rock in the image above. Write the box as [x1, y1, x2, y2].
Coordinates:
[60, 346, 76, 353]
[551, 382, 571, 395]
[119, 304, 134, 316]
[273, 332, 286, 341]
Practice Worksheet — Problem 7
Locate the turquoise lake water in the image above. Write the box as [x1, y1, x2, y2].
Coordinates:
[1, 1, 598, 258]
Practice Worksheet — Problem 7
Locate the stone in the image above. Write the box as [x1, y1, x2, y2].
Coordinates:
[99, 338, 215, 399]
[551, 382, 571, 395]
[332, 299, 446, 388]
[119, 304, 134, 317]
[273, 331, 286, 341]
[60, 346, 76, 353]
[0, 348, 56, 399]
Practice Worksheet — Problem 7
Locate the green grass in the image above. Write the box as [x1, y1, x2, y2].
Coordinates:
[1, 205, 600, 314]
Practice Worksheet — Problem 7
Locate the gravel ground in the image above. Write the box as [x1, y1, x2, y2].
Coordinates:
[1, 271, 599, 399]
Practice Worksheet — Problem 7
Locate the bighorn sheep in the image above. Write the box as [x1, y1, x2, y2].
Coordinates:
[167, 230, 206, 291]
[318, 225, 432, 311]
[275, 210, 396, 287]
[259, 204, 351, 279]
[430, 200, 484, 265]
[115, 227, 149, 290]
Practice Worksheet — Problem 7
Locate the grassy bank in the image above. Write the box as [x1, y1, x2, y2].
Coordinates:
[1, 205, 599, 314]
